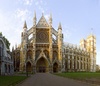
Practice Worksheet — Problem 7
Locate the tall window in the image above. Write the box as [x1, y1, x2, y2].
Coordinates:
[44, 50, 49, 59]
[35, 50, 41, 60]
[27, 50, 32, 59]
[53, 51, 58, 60]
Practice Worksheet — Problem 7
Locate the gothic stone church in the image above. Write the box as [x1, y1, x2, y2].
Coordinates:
[12, 12, 96, 73]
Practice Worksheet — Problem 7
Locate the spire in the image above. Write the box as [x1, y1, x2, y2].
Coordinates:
[33, 11, 36, 19]
[58, 22, 62, 30]
[50, 13, 52, 20]
[12, 46, 14, 51]
[23, 21, 27, 28]
[15, 44, 17, 49]
[33, 11, 37, 26]
[49, 13, 52, 26]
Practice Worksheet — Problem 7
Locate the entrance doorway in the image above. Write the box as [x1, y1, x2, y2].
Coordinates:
[26, 62, 32, 72]
[36, 57, 49, 73]
[53, 62, 58, 73]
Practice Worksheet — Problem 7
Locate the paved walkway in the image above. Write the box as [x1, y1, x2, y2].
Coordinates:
[18, 73, 93, 86]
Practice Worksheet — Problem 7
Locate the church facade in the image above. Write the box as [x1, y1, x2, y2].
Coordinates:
[12, 13, 96, 73]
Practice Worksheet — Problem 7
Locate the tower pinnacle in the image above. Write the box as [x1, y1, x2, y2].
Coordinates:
[33, 11, 37, 26]
[23, 21, 27, 28]
[58, 22, 62, 30]
[49, 13, 52, 26]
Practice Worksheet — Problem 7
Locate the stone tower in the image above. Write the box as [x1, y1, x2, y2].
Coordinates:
[20, 21, 28, 71]
[80, 33, 96, 72]
[86, 34, 96, 72]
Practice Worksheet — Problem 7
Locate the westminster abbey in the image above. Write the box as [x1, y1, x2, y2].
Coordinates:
[12, 12, 96, 73]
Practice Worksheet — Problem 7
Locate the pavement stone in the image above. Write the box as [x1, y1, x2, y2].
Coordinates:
[18, 73, 94, 86]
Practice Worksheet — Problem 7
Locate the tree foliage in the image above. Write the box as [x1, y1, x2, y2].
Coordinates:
[0, 32, 10, 49]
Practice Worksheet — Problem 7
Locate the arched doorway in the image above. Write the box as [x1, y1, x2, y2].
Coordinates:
[26, 62, 32, 72]
[53, 62, 58, 73]
[36, 57, 49, 73]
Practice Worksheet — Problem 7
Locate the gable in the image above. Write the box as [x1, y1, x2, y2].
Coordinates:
[36, 15, 49, 27]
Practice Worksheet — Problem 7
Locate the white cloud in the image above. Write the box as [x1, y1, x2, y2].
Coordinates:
[35, 1, 39, 5]
[34, 0, 47, 13]
[24, 0, 33, 5]
[0, 9, 32, 50]
[14, 9, 30, 22]
[0, 11, 20, 49]
[44, 14, 49, 20]
[17, 0, 48, 14]
[18, 0, 33, 6]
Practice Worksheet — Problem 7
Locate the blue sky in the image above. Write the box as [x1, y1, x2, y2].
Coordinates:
[0, 0, 100, 65]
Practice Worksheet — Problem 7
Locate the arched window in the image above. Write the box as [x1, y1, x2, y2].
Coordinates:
[27, 50, 32, 59]
[65, 59, 68, 71]
[53, 51, 58, 60]
[17, 52, 20, 58]
[52, 34, 57, 43]
[70, 57, 72, 69]
[28, 33, 33, 40]
[44, 50, 49, 59]
[77, 61, 79, 69]
[35, 50, 41, 60]
[28, 33, 33, 43]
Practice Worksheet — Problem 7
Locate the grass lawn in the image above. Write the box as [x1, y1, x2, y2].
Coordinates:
[0, 76, 27, 86]
[56, 72, 100, 79]
[55, 72, 100, 85]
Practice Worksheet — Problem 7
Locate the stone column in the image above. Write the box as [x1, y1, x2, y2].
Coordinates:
[75, 56, 77, 71]
[62, 55, 65, 72]
[79, 56, 80, 71]
[48, 63, 53, 73]
[84, 62, 85, 71]
[33, 63, 36, 73]
[72, 55, 74, 71]
[82, 57, 84, 71]
[68, 55, 70, 71]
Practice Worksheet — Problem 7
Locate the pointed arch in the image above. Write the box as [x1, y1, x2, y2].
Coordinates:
[36, 14, 49, 27]
[27, 50, 32, 59]
[44, 50, 49, 59]
[35, 50, 41, 60]
[26, 61, 32, 72]
[52, 34, 57, 44]
[65, 58, 68, 71]
[36, 57, 49, 72]
[77, 61, 79, 70]
[53, 51, 58, 61]
[53, 62, 59, 73]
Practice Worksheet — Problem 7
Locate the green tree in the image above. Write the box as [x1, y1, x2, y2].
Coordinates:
[0, 32, 10, 49]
